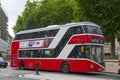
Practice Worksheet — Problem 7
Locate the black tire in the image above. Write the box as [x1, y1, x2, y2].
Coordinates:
[19, 61, 25, 70]
[61, 62, 70, 73]
[3, 66, 7, 68]
[118, 69, 120, 74]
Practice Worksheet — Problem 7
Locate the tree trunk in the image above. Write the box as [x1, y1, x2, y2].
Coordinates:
[110, 35, 116, 58]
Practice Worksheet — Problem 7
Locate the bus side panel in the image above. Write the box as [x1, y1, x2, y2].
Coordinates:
[68, 59, 105, 72]
[86, 60, 105, 72]
[16, 58, 105, 72]
[69, 60, 88, 72]
[23, 59, 63, 71]
[11, 41, 19, 67]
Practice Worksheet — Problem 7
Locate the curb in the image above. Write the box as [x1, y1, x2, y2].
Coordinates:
[103, 71, 118, 74]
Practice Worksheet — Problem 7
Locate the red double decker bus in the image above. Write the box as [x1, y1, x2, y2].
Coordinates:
[11, 22, 105, 73]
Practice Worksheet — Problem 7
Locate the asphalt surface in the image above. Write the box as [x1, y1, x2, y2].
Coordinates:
[0, 71, 120, 80]
[0, 76, 35, 80]
[0, 61, 120, 80]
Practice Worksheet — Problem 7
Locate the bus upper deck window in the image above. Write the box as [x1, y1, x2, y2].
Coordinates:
[75, 27, 83, 34]
[76, 28, 81, 34]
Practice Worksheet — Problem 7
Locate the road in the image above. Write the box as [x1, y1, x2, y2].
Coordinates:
[0, 65, 35, 80]
[0, 64, 120, 80]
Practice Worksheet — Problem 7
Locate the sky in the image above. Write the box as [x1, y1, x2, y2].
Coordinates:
[1, 0, 27, 37]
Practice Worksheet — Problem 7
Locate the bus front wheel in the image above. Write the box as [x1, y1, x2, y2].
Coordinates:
[19, 61, 25, 70]
[61, 62, 70, 73]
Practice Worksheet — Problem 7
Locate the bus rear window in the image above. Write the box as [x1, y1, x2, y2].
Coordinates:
[83, 25, 102, 35]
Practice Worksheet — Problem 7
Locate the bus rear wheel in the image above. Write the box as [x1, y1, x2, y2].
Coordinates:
[19, 61, 25, 70]
[61, 62, 70, 73]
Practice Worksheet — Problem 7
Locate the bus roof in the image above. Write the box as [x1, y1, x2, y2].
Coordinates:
[65, 21, 99, 27]
[16, 21, 99, 35]
[16, 25, 63, 34]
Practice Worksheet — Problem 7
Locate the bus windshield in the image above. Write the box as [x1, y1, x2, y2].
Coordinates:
[86, 45, 104, 64]
[68, 45, 104, 65]
[83, 25, 102, 35]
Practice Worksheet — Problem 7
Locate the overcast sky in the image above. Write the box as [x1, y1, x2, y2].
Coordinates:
[1, 0, 27, 37]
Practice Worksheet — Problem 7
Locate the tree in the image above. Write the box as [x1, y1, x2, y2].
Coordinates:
[13, 0, 40, 33]
[13, 0, 80, 33]
[76, 0, 120, 58]
[13, 16, 24, 33]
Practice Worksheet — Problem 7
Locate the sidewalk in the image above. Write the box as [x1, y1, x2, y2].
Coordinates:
[19, 74, 50, 80]
[105, 60, 118, 74]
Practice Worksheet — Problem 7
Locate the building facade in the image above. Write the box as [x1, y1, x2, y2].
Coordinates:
[0, 2, 11, 59]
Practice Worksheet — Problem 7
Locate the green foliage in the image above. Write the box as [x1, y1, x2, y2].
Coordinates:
[13, 0, 40, 33]
[13, 0, 81, 33]
[76, 0, 120, 41]
[35, 0, 74, 27]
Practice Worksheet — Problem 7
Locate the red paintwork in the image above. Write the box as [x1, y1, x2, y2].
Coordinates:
[68, 35, 103, 44]
[14, 58, 104, 72]
[11, 41, 19, 67]
[119, 60, 120, 66]
[11, 35, 104, 72]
